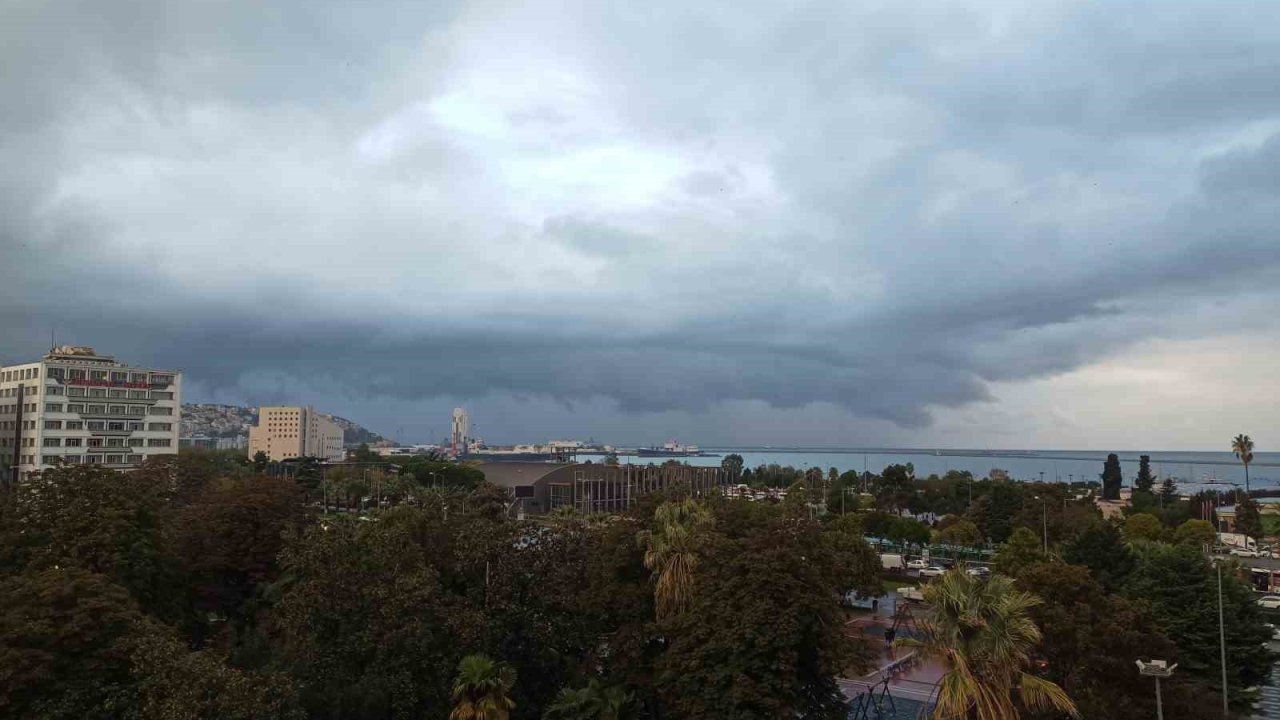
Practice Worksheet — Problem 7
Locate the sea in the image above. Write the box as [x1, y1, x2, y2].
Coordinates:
[580, 448, 1280, 494]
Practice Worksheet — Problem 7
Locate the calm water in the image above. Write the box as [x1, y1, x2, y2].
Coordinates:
[584, 448, 1280, 492]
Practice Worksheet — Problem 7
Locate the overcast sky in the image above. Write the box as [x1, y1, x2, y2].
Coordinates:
[3, 1, 1279, 449]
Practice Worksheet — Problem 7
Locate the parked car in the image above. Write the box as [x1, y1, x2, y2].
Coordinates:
[918, 566, 946, 579]
[966, 566, 992, 578]
[1231, 547, 1260, 558]
[1256, 595, 1280, 609]
[906, 559, 929, 570]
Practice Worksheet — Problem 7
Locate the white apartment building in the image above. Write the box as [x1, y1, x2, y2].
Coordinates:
[247, 406, 344, 462]
[0, 346, 182, 483]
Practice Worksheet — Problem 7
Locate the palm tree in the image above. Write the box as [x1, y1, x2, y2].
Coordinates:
[450, 654, 517, 720]
[636, 498, 713, 619]
[542, 680, 634, 720]
[902, 570, 1078, 720]
[1232, 434, 1255, 494]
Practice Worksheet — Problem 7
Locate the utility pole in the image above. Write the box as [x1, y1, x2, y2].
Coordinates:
[1218, 561, 1229, 717]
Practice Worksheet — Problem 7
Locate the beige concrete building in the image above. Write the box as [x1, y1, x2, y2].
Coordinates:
[248, 406, 344, 462]
[1, 346, 182, 484]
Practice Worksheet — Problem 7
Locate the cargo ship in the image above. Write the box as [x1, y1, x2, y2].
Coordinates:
[636, 441, 712, 457]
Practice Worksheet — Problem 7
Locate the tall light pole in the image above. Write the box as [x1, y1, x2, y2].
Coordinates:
[1216, 559, 1229, 717]
[1034, 495, 1048, 554]
[1135, 660, 1176, 720]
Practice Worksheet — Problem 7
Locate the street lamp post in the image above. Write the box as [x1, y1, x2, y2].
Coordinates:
[1034, 495, 1048, 554]
[1216, 560, 1229, 717]
[1135, 660, 1176, 720]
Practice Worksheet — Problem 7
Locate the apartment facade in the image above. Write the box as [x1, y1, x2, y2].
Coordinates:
[247, 406, 344, 462]
[0, 346, 182, 484]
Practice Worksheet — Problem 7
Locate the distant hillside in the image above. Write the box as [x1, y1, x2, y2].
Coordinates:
[181, 403, 383, 446]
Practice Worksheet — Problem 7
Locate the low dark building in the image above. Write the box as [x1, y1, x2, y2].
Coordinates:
[477, 462, 727, 515]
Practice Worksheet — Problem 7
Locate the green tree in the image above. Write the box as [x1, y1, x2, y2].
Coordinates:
[1017, 563, 1219, 720]
[875, 463, 915, 512]
[1235, 497, 1263, 540]
[275, 511, 462, 718]
[1232, 434, 1254, 494]
[935, 518, 984, 547]
[1134, 455, 1155, 493]
[451, 654, 517, 720]
[637, 498, 713, 619]
[657, 502, 874, 719]
[1063, 522, 1135, 592]
[1101, 453, 1123, 501]
[11, 464, 178, 617]
[351, 442, 377, 463]
[1125, 544, 1273, 707]
[604, 452, 619, 466]
[171, 474, 307, 643]
[542, 680, 633, 720]
[887, 515, 931, 546]
[1123, 513, 1164, 542]
[252, 450, 269, 473]
[719, 453, 744, 478]
[993, 527, 1045, 578]
[1174, 519, 1217, 550]
[966, 481, 1023, 543]
[0, 567, 300, 720]
[1158, 476, 1178, 507]
[903, 570, 1078, 720]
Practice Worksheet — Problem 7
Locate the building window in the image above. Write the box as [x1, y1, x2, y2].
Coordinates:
[68, 369, 85, 380]
[47, 367, 65, 380]
[129, 390, 147, 399]
[42, 438, 61, 447]
[106, 455, 124, 464]
[66, 404, 84, 414]
[150, 374, 174, 386]
[147, 438, 172, 448]
[88, 388, 105, 398]
[65, 455, 82, 464]
[45, 403, 63, 413]
[107, 422, 125, 431]
[65, 438, 82, 447]
[150, 391, 173, 400]
[109, 389, 126, 398]
[148, 422, 172, 432]
[42, 455, 59, 464]
[65, 421, 83, 430]
[86, 404, 105, 414]
[108, 405, 125, 415]
[87, 421, 105, 431]
[130, 373, 147, 383]
[87, 439, 103, 447]
[126, 406, 145, 417]
[128, 438, 144, 447]
[149, 407, 173, 416]
[44, 420, 62, 430]
[90, 370, 107, 381]
[46, 386, 63, 396]
[67, 387, 85, 397]
[111, 371, 127, 382]
[126, 454, 143, 463]
[128, 422, 143, 431]
[106, 438, 125, 447]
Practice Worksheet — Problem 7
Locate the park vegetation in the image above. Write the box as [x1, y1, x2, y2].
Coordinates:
[0, 447, 1274, 719]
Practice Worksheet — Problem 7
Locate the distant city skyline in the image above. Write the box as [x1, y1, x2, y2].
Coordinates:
[4, 2, 1280, 450]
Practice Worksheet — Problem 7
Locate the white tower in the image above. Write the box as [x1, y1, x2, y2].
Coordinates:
[450, 407, 470, 455]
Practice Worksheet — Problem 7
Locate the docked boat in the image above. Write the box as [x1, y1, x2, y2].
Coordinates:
[637, 441, 704, 457]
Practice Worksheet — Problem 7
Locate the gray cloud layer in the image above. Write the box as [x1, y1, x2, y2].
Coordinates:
[4, 1, 1280, 444]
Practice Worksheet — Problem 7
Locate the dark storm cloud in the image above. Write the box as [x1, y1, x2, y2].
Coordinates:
[4, 0, 1280, 442]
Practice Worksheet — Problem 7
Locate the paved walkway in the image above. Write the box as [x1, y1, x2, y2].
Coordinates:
[1256, 662, 1280, 719]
